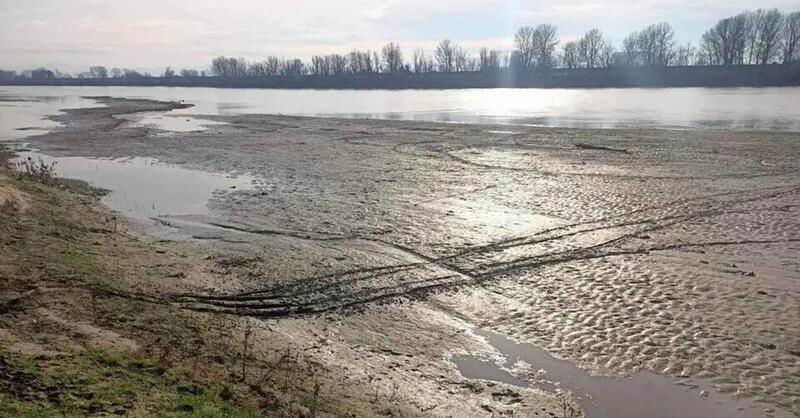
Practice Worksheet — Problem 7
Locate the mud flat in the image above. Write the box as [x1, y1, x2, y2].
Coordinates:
[7, 96, 800, 417]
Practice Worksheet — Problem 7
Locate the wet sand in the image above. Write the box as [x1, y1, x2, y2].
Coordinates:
[13, 97, 800, 417]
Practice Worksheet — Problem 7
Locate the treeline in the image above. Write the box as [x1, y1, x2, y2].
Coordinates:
[2, 8, 799, 85]
[0, 66, 203, 82]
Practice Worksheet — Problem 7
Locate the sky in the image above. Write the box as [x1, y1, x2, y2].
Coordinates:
[1, 0, 798, 73]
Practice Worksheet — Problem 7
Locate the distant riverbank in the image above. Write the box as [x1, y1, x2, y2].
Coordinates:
[4, 64, 800, 90]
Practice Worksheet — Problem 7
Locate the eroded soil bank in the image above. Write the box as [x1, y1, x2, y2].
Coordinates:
[3, 96, 800, 417]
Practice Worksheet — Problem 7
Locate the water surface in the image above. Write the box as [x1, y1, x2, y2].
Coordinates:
[0, 91, 101, 140]
[455, 329, 792, 418]
[14, 152, 256, 221]
[2, 86, 799, 136]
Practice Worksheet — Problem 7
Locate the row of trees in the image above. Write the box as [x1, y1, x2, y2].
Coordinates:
[2, 8, 798, 81]
[0, 66, 209, 81]
[701, 9, 800, 65]
[207, 7, 800, 77]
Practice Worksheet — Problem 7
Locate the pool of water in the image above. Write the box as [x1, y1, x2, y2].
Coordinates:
[454, 328, 792, 418]
[14, 151, 257, 221]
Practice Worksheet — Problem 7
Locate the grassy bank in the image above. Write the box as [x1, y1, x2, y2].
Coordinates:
[0, 149, 263, 416]
[0, 148, 391, 417]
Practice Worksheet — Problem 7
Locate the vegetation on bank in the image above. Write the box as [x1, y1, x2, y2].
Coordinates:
[0, 148, 259, 417]
[0, 147, 400, 417]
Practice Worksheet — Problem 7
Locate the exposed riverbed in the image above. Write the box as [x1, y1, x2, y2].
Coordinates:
[2, 92, 799, 417]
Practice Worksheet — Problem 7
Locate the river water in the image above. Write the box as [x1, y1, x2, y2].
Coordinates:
[2, 86, 800, 140]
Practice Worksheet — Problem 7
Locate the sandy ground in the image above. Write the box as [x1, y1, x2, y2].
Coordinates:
[17, 97, 800, 416]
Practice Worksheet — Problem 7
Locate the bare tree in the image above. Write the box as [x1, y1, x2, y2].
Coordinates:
[675, 43, 697, 66]
[640, 23, 676, 66]
[466, 57, 480, 72]
[162, 66, 175, 78]
[211, 56, 248, 77]
[701, 15, 748, 66]
[111, 68, 122, 78]
[311, 55, 329, 76]
[694, 48, 710, 66]
[654, 23, 676, 66]
[180, 69, 200, 78]
[578, 29, 604, 69]
[89, 66, 108, 78]
[755, 9, 784, 64]
[600, 43, 616, 68]
[782, 11, 800, 63]
[454, 46, 468, 72]
[349, 50, 375, 73]
[330, 54, 348, 75]
[311, 54, 348, 76]
[561, 41, 580, 69]
[122, 69, 145, 79]
[732, 13, 752, 64]
[622, 33, 641, 65]
[381, 42, 403, 73]
[514, 26, 536, 70]
[280, 58, 306, 76]
[623, 23, 676, 66]
[744, 10, 763, 64]
[532, 24, 559, 69]
[372, 51, 381, 72]
[264, 56, 281, 76]
[412, 49, 434, 73]
[348, 50, 362, 73]
[479, 48, 501, 72]
[700, 29, 723, 65]
[249, 61, 272, 77]
[435, 39, 456, 72]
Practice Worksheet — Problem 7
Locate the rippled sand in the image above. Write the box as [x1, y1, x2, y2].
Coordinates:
[24, 97, 800, 416]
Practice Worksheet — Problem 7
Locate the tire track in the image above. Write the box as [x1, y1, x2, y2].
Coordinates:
[174, 184, 800, 318]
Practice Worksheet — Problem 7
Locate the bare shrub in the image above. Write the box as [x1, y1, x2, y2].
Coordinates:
[16, 156, 57, 185]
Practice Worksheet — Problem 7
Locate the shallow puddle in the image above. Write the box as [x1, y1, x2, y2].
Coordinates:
[454, 328, 791, 418]
[14, 152, 256, 221]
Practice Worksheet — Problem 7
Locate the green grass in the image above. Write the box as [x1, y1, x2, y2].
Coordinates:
[0, 156, 261, 417]
[0, 350, 260, 418]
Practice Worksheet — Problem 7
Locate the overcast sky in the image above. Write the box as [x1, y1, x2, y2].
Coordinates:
[2, 0, 798, 73]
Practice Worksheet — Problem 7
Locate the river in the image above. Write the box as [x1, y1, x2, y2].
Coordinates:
[2, 86, 800, 142]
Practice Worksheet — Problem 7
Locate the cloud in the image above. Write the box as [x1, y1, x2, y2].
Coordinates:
[1, 0, 798, 71]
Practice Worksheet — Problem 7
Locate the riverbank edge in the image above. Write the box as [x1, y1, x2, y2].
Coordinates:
[0, 147, 415, 417]
[3, 64, 799, 90]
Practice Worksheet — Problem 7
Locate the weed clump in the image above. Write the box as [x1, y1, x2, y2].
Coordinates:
[16, 156, 57, 185]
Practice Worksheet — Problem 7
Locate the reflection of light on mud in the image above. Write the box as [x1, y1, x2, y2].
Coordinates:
[486, 130, 519, 135]
[426, 196, 562, 244]
[15, 153, 256, 221]
[116, 111, 225, 133]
